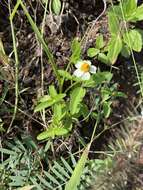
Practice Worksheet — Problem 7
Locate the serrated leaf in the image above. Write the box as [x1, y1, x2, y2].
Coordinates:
[127, 4, 143, 21]
[93, 72, 113, 85]
[103, 101, 112, 118]
[52, 0, 61, 15]
[123, 29, 142, 52]
[38, 95, 51, 102]
[123, 0, 137, 19]
[70, 38, 81, 64]
[49, 85, 57, 97]
[121, 45, 131, 58]
[58, 70, 73, 80]
[87, 48, 100, 58]
[96, 34, 104, 49]
[70, 87, 86, 115]
[53, 103, 66, 122]
[37, 126, 70, 140]
[35, 94, 66, 112]
[98, 53, 109, 64]
[107, 35, 122, 64]
[108, 10, 120, 36]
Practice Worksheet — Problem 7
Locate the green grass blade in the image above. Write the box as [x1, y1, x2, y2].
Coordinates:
[65, 145, 90, 190]
[19, 1, 61, 89]
[9, 0, 21, 21]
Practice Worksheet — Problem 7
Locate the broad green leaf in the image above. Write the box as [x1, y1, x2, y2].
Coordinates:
[95, 34, 104, 49]
[52, 0, 61, 15]
[101, 89, 111, 102]
[35, 94, 66, 112]
[108, 10, 120, 36]
[70, 38, 81, 64]
[98, 53, 109, 64]
[107, 35, 122, 64]
[123, 29, 142, 52]
[38, 95, 51, 102]
[58, 70, 73, 80]
[37, 126, 70, 140]
[93, 72, 113, 85]
[70, 87, 86, 115]
[65, 145, 90, 190]
[87, 48, 100, 58]
[103, 101, 112, 118]
[49, 85, 57, 97]
[127, 4, 143, 21]
[123, 0, 137, 19]
[53, 103, 66, 122]
[82, 78, 96, 87]
[121, 45, 131, 58]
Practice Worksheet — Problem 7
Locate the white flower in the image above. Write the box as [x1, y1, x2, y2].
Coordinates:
[73, 60, 97, 80]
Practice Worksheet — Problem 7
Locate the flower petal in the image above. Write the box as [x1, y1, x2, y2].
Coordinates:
[75, 60, 83, 68]
[84, 60, 91, 66]
[90, 65, 97, 74]
[81, 72, 90, 80]
[73, 69, 84, 77]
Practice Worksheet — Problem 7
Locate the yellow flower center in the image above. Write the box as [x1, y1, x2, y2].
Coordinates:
[80, 63, 90, 72]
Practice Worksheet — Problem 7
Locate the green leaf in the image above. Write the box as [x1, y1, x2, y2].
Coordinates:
[70, 87, 86, 115]
[123, 29, 142, 52]
[49, 85, 57, 97]
[107, 35, 122, 64]
[103, 101, 112, 118]
[123, 0, 137, 19]
[65, 145, 90, 190]
[98, 53, 109, 64]
[127, 4, 143, 21]
[101, 89, 111, 102]
[70, 38, 81, 64]
[96, 34, 104, 49]
[35, 94, 66, 112]
[37, 126, 70, 140]
[38, 95, 51, 102]
[112, 91, 127, 98]
[108, 10, 120, 36]
[87, 48, 100, 58]
[121, 45, 131, 58]
[58, 70, 73, 80]
[52, 0, 61, 15]
[53, 103, 66, 122]
[93, 72, 113, 85]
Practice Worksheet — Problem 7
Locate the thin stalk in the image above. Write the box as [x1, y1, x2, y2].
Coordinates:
[8, 1, 19, 132]
[20, 0, 61, 90]
[40, 0, 49, 126]
[119, 0, 143, 98]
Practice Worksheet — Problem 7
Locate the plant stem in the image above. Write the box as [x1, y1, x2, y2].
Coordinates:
[20, 0, 62, 91]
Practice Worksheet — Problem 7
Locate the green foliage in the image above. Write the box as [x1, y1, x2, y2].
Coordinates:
[87, 0, 143, 64]
[65, 145, 89, 190]
[70, 38, 82, 64]
[123, 29, 142, 52]
[52, 0, 61, 15]
[107, 35, 122, 64]
[35, 86, 66, 112]
[0, 137, 103, 190]
[69, 87, 86, 115]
